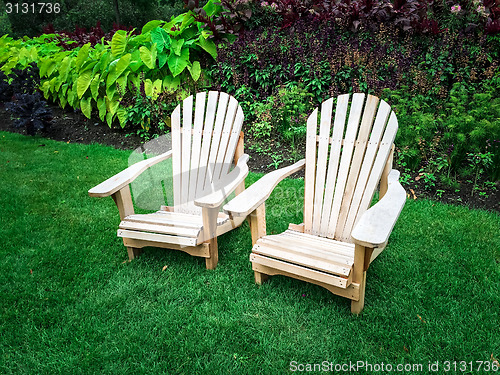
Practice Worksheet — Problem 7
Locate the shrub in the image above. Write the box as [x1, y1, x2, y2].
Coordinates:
[6, 92, 52, 135]
[213, 20, 499, 102]
[0, 1, 223, 129]
[42, 22, 136, 50]
[247, 0, 500, 35]
[249, 84, 314, 145]
[384, 79, 500, 181]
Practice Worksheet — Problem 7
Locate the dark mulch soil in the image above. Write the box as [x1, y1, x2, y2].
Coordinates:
[1, 101, 498, 213]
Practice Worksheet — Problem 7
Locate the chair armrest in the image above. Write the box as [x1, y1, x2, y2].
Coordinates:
[194, 154, 250, 208]
[351, 169, 406, 248]
[88, 150, 173, 197]
[223, 159, 306, 217]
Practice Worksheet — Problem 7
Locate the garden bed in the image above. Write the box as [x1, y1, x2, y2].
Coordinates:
[1, 101, 498, 213]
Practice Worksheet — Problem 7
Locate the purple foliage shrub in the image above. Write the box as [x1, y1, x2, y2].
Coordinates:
[42, 22, 136, 50]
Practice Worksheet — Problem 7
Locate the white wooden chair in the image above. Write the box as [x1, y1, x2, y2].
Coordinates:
[224, 93, 406, 313]
[89, 92, 249, 269]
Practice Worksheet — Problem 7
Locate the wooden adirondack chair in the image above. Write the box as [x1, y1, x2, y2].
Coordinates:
[224, 93, 406, 313]
[89, 92, 249, 269]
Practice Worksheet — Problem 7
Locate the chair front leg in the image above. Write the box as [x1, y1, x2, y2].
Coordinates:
[202, 207, 219, 270]
[351, 243, 367, 314]
[250, 203, 268, 284]
[112, 185, 140, 261]
[249, 203, 266, 246]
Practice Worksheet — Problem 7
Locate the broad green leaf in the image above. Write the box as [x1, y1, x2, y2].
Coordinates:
[167, 48, 189, 77]
[97, 97, 106, 121]
[142, 20, 164, 34]
[75, 43, 90, 70]
[203, 0, 222, 16]
[77, 70, 92, 99]
[67, 86, 75, 107]
[163, 75, 180, 92]
[151, 27, 171, 52]
[111, 30, 127, 57]
[180, 25, 197, 41]
[171, 38, 184, 56]
[59, 95, 67, 109]
[144, 79, 153, 97]
[61, 83, 69, 96]
[49, 77, 57, 93]
[179, 13, 194, 32]
[129, 49, 143, 72]
[80, 96, 92, 118]
[106, 95, 120, 116]
[96, 50, 111, 74]
[115, 53, 131, 78]
[29, 46, 38, 61]
[106, 59, 120, 88]
[40, 59, 55, 77]
[129, 73, 140, 91]
[106, 112, 114, 127]
[187, 61, 201, 81]
[59, 56, 72, 82]
[106, 84, 117, 100]
[116, 107, 128, 128]
[139, 45, 157, 69]
[158, 51, 168, 69]
[153, 79, 162, 99]
[90, 74, 100, 101]
[116, 72, 129, 92]
[41, 81, 50, 99]
[55, 77, 64, 92]
[197, 36, 217, 59]
[80, 60, 97, 73]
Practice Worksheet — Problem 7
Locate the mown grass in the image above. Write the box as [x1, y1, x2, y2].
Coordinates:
[0, 131, 499, 374]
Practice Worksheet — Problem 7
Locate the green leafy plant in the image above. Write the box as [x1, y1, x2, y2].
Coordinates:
[0, 0, 222, 129]
[467, 151, 494, 196]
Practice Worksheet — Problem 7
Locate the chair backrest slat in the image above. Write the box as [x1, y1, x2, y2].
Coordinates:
[180, 95, 194, 212]
[340, 100, 392, 240]
[213, 96, 239, 180]
[188, 92, 206, 203]
[197, 91, 219, 194]
[304, 108, 319, 231]
[311, 98, 333, 234]
[303, 93, 398, 242]
[333, 95, 379, 238]
[170, 92, 244, 215]
[318, 94, 349, 235]
[324, 93, 364, 238]
[171, 105, 182, 208]
[204, 92, 229, 191]
[221, 107, 245, 178]
[348, 112, 398, 237]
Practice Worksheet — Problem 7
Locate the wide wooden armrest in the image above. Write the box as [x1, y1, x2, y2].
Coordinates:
[223, 159, 306, 217]
[194, 154, 250, 208]
[351, 170, 406, 248]
[88, 150, 173, 197]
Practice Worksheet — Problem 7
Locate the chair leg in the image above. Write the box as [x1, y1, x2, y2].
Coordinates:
[254, 271, 269, 285]
[127, 247, 141, 261]
[205, 238, 218, 270]
[351, 271, 367, 314]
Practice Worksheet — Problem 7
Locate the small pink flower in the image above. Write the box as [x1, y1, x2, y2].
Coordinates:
[261, 1, 269, 6]
[270, 3, 278, 9]
[451, 4, 461, 13]
[477, 5, 486, 13]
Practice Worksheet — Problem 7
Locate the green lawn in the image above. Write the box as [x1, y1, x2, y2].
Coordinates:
[1, 131, 499, 374]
